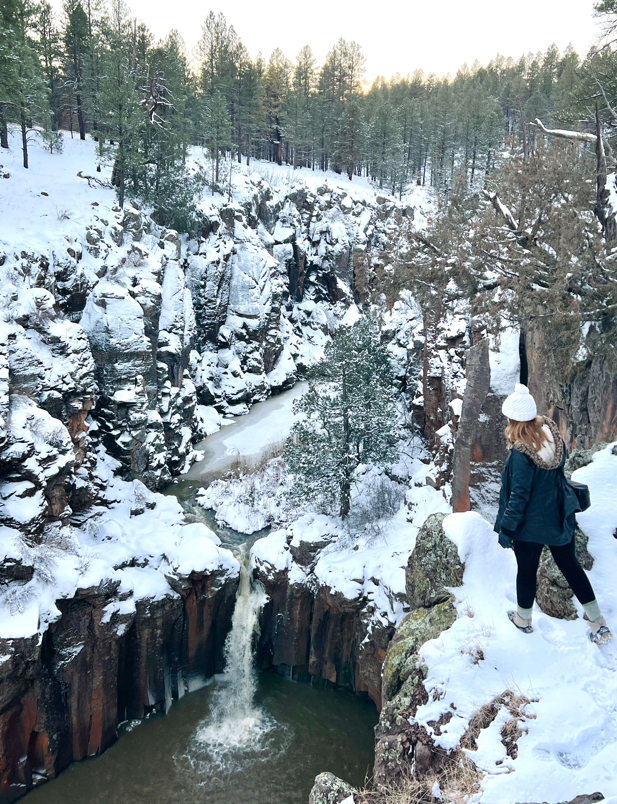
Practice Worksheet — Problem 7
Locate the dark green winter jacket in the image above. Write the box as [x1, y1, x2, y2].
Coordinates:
[494, 417, 575, 547]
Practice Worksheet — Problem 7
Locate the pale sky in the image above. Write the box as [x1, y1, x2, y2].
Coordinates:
[53, 0, 601, 84]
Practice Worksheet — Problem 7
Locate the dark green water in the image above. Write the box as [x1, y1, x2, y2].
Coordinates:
[27, 673, 377, 804]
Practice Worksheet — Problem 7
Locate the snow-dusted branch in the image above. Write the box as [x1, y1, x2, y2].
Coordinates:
[530, 116, 616, 169]
[530, 118, 597, 145]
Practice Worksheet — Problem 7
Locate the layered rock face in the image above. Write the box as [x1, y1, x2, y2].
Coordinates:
[251, 526, 396, 708]
[0, 566, 237, 802]
[526, 326, 617, 449]
[1, 171, 411, 542]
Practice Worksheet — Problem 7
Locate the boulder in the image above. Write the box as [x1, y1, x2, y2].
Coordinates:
[309, 772, 357, 804]
[405, 513, 464, 609]
[381, 602, 457, 706]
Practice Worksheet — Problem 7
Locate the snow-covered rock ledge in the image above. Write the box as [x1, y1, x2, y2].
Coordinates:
[0, 462, 239, 803]
[248, 476, 450, 707]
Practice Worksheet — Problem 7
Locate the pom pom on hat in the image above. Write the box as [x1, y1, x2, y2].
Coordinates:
[502, 383, 537, 422]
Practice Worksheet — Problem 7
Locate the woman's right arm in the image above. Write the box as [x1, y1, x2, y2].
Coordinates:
[499, 449, 535, 534]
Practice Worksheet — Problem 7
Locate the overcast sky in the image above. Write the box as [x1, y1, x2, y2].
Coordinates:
[53, 0, 601, 83]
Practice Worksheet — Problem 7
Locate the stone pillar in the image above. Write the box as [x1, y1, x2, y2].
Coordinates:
[451, 339, 491, 513]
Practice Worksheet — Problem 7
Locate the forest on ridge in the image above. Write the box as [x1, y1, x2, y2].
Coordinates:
[2, 0, 617, 201]
[2, 0, 617, 384]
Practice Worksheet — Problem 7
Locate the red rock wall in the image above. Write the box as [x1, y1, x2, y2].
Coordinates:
[254, 570, 393, 710]
[0, 571, 237, 803]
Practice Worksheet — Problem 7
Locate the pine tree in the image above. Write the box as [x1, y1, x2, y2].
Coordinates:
[96, 5, 141, 207]
[0, 0, 20, 148]
[285, 316, 399, 519]
[287, 45, 316, 167]
[197, 11, 235, 180]
[262, 48, 291, 164]
[62, 0, 89, 139]
[35, 2, 63, 129]
[8, 0, 52, 168]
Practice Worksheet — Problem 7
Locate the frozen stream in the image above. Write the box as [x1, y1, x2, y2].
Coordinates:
[171, 382, 308, 497]
[166, 381, 307, 548]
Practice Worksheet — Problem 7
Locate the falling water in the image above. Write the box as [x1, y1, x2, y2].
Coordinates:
[185, 547, 285, 777]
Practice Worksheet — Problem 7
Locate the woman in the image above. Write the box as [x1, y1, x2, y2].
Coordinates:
[494, 383, 611, 644]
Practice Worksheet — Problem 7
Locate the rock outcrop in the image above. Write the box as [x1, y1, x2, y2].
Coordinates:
[374, 514, 461, 786]
[0, 567, 237, 802]
[309, 772, 356, 804]
[253, 542, 394, 708]
[526, 326, 617, 449]
[404, 513, 464, 610]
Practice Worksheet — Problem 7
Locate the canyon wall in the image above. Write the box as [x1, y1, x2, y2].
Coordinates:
[0, 567, 237, 802]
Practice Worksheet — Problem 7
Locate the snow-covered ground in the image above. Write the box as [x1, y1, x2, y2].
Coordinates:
[416, 444, 617, 802]
[0, 449, 238, 641]
[0, 129, 117, 258]
[250, 475, 449, 625]
[0, 129, 433, 255]
[192, 151, 434, 227]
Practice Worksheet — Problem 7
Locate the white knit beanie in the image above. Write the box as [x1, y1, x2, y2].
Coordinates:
[502, 383, 537, 422]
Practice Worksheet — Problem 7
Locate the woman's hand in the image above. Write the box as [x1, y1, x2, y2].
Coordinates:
[498, 525, 516, 549]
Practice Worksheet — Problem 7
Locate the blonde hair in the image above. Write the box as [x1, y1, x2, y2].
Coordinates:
[505, 416, 548, 452]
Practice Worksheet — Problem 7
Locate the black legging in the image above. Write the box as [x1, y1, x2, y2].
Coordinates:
[513, 538, 596, 610]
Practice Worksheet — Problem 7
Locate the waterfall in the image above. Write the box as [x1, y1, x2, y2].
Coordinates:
[191, 546, 281, 774]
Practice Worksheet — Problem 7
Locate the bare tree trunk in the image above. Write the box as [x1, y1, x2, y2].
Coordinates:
[76, 93, 86, 140]
[0, 110, 8, 149]
[340, 366, 351, 520]
[470, 135, 477, 186]
[20, 111, 28, 169]
[594, 102, 616, 242]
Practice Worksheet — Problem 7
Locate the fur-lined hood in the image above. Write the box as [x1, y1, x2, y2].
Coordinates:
[509, 416, 563, 470]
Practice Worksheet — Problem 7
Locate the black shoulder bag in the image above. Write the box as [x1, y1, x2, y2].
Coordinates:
[565, 478, 591, 512]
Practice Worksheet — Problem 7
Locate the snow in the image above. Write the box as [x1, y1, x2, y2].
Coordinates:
[250, 529, 291, 574]
[489, 328, 520, 396]
[0, 450, 239, 640]
[341, 303, 362, 327]
[196, 405, 223, 437]
[0, 130, 117, 259]
[449, 398, 463, 417]
[249, 461, 451, 629]
[411, 444, 617, 802]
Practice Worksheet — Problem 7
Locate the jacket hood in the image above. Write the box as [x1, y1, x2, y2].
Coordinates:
[509, 416, 563, 470]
